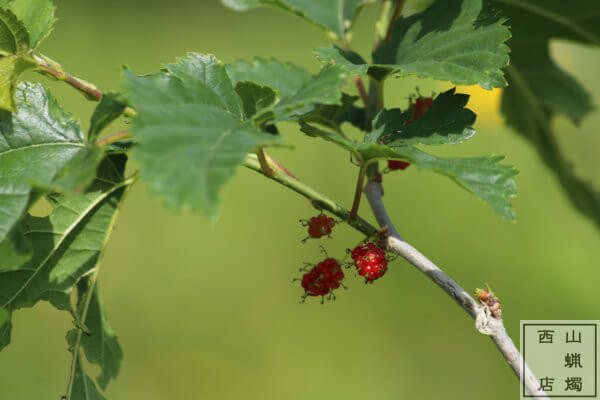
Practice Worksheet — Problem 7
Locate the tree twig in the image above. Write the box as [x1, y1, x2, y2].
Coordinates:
[33, 54, 103, 101]
[363, 180, 548, 398]
[33, 53, 137, 117]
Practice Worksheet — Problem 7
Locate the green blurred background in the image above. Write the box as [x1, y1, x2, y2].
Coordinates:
[1, 0, 599, 399]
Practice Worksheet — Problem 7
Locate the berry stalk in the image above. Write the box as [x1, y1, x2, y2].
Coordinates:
[244, 155, 378, 237]
[349, 165, 367, 220]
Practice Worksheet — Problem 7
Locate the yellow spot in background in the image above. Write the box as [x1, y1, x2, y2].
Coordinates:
[454, 85, 504, 128]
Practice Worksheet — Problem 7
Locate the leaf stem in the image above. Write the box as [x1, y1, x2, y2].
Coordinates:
[385, 0, 405, 42]
[94, 130, 131, 147]
[349, 165, 366, 220]
[266, 153, 298, 180]
[353, 76, 369, 106]
[375, 0, 406, 49]
[65, 274, 98, 399]
[256, 147, 277, 177]
[340, 41, 369, 107]
[376, 79, 385, 112]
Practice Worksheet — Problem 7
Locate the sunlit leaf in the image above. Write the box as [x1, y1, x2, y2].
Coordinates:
[0, 82, 89, 242]
[221, 0, 374, 40]
[68, 279, 122, 390]
[301, 121, 517, 219]
[123, 53, 284, 218]
[0, 6, 28, 55]
[316, 0, 511, 89]
[70, 358, 106, 400]
[0, 154, 131, 351]
[0, 0, 55, 48]
[369, 88, 476, 146]
[88, 92, 127, 143]
[234, 80, 278, 119]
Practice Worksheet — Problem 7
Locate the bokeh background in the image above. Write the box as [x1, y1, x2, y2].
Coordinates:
[1, 0, 599, 399]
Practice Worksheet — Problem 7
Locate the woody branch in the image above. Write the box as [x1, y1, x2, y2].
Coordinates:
[363, 179, 548, 398]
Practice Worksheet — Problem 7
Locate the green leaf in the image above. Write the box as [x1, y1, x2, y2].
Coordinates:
[271, 64, 348, 121]
[407, 149, 517, 219]
[228, 58, 348, 123]
[166, 53, 244, 119]
[0, 82, 89, 243]
[221, 0, 374, 40]
[503, 66, 600, 227]
[123, 53, 284, 218]
[301, 122, 517, 219]
[0, 306, 9, 345]
[316, 0, 511, 89]
[0, 6, 28, 55]
[496, 0, 597, 123]
[70, 359, 106, 400]
[234, 80, 278, 119]
[494, 0, 600, 45]
[0, 219, 31, 271]
[227, 58, 312, 100]
[68, 279, 122, 390]
[314, 46, 369, 76]
[504, 46, 592, 124]
[496, 0, 600, 227]
[369, 88, 476, 146]
[0, 54, 35, 111]
[301, 93, 367, 133]
[89, 92, 127, 143]
[0, 306, 7, 324]
[0, 154, 131, 351]
[0, 0, 55, 48]
[35, 147, 105, 193]
[0, 0, 54, 111]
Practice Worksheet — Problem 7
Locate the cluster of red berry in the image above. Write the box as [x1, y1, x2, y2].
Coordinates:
[298, 213, 390, 302]
[297, 92, 431, 301]
[387, 95, 433, 171]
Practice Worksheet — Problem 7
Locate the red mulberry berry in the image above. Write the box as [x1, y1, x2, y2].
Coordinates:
[387, 160, 411, 170]
[301, 269, 329, 296]
[408, 96, 433, 123]
[301, 258, 344, 297]
[351, 243, 388, 283]
[302, 213, 336, 241]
